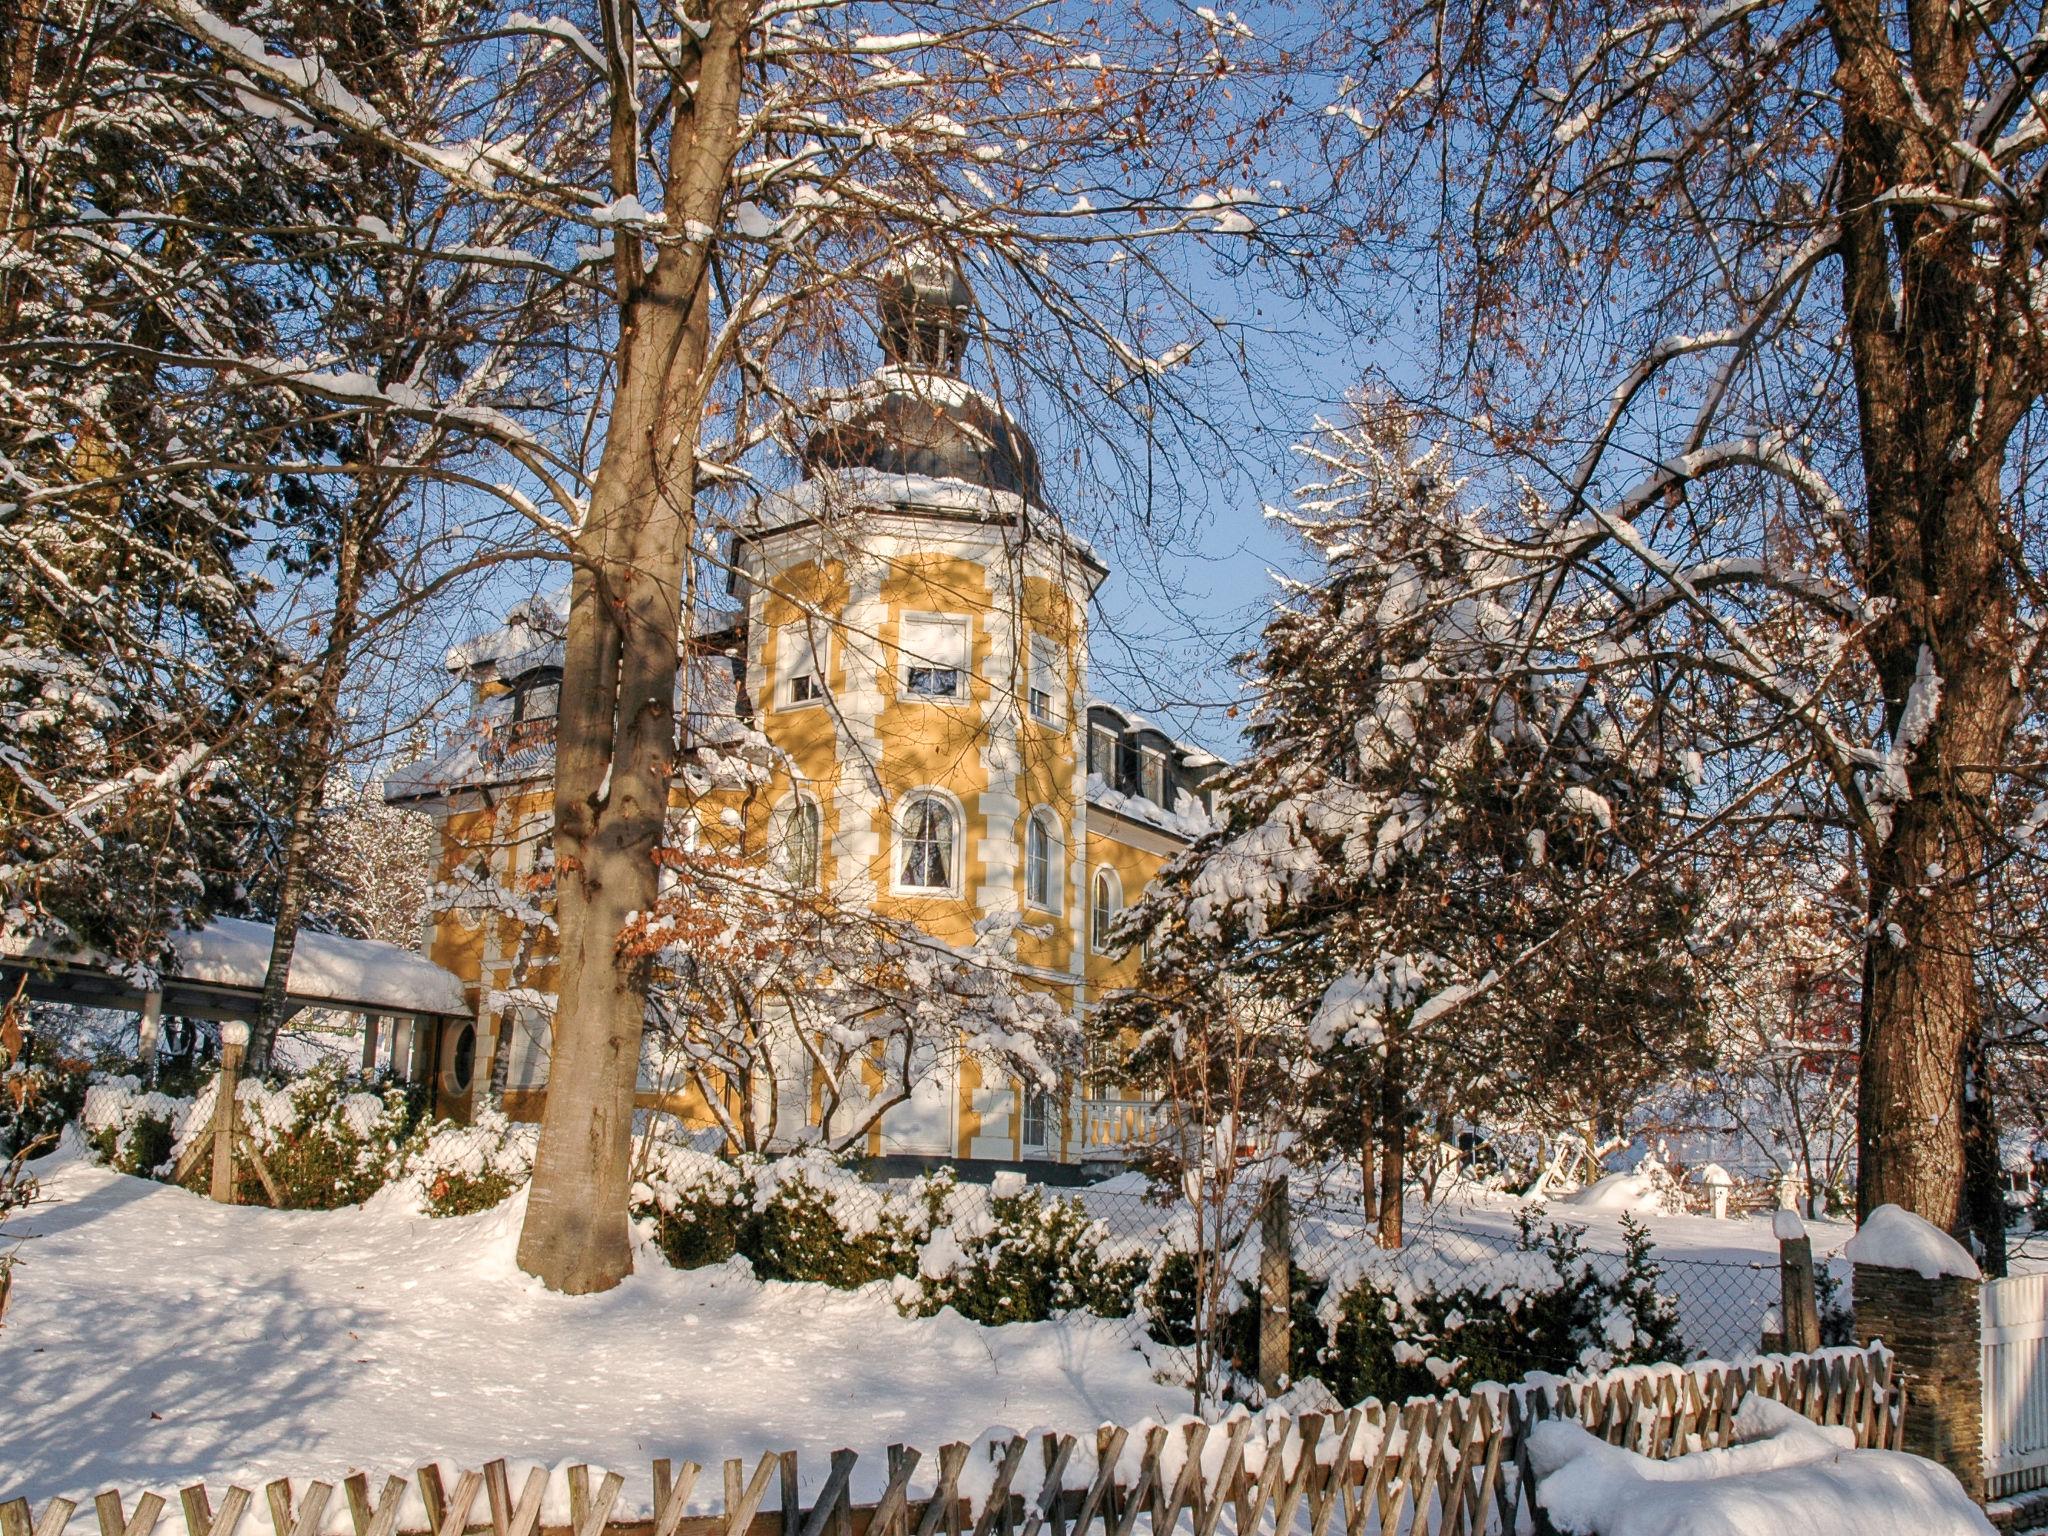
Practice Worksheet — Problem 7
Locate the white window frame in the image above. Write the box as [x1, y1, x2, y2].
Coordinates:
[1024, 808, 1060, 912]
[1140, 746, 1167, 805]
[1088, 724, 1118, 779]
[1027, 634, 1062, 726]
[777, 621, 829, 710]
[894, 789, 965, 896]
[1021, 1085, 1055, 1152]
[778, 794, 823, 889]
[899, 612, 972, 704]
[1090, 866, 1122, 953]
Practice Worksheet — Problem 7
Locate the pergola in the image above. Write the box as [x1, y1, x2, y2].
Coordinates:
[1, 916, 475, 1085]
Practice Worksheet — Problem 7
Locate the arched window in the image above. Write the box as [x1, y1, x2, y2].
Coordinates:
[900, 795, 957, 891]
[1091, 867, 1122, 953]
[1025, 810, 1059, 910]
[780, 797, 822, 889]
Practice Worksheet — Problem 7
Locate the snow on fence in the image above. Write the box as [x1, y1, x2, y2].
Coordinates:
[1, 1349, 1900, 1536]
[1983, 1269, 2048, 1499]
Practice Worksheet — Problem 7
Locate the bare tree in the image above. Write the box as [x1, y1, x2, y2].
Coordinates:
[1314, 0, 2048, 1227]
[133, 0, 1338, 1288]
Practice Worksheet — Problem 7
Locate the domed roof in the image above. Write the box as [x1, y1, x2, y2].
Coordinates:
[801, 260, 1042, 503]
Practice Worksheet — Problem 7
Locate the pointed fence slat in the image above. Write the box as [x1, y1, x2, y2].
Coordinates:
[2, 1349, 1900, 1536]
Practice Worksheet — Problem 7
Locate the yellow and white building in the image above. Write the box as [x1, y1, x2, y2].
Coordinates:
[388, 266, 1223, 1169]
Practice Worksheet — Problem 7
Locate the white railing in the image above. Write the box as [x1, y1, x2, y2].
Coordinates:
[1984, 1269, 2048, 1498]
[1077, 1097, 1168, 1156]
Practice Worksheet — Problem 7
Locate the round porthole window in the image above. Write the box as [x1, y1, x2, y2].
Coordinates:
[445, 1022, 477, 1095]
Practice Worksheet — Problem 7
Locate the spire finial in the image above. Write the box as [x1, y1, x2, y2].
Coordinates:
[879, 256, 971, 374]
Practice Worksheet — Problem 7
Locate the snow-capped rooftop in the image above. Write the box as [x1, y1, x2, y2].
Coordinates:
[1, 917, 469, 1017]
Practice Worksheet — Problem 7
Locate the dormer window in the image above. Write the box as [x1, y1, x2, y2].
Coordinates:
[514, 679, 560, 722]
[1088, 725, 1117, 779]
[1140, 747, 1166, 806]
[901, 614, 970, 702]
[1116, 738, 1141, 797]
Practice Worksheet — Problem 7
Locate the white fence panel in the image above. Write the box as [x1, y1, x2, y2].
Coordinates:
[1984, 1270, 2048, 1499]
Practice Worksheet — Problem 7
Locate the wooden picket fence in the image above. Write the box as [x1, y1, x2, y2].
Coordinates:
[1, 1348, 1900, 1536]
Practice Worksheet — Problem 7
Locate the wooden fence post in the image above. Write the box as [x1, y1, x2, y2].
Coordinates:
[209, 1024, 248, 1206]
[1258, 1175, 1290, 1398]
[1775, 1210, 1820, 1354]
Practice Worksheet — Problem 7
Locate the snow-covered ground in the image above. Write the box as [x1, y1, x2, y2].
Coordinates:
[1532, 1394, 1992, 1535]
[1, 1147, 1182, 1518]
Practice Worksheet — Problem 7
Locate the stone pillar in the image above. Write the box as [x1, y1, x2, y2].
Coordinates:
[1849, 1204, 1983, 1498]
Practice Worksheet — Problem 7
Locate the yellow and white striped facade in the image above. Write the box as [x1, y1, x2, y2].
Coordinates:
[391, 275, 1223, 1168]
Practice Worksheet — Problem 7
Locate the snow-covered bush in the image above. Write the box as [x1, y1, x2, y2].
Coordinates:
[915, 1185, 1150, 1326]
[635, 1153, 1149, 1323]
[412, 1109, 535, 1216]
[635, 1147, 929, 1287]
[82, 1062, 431, 1208]
[198, 1063, 427, 1208]
[1, 1043, 91, 1156]
[1318, 1215, 1683, 1402]
[1142, 1248, 1328, 1385]
[81, 1079, 181, 1175]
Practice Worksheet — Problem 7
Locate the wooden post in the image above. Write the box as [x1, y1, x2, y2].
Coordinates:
[209, 1024, 249, 1205]
[137, 989, 162, 1084]
[1776, 1211, 1821, 1354]
[391, 1018, 415, 1081]
[1258, 1174, 1291, 1397]
[360, 1014, 381, 1077]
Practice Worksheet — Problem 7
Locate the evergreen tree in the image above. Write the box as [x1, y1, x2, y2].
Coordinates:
[1105, 402, 1711, 1241]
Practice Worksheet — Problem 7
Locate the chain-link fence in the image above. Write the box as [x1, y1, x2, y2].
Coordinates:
[684, 1158, 1833, 1402]
[71, 1063, 1827, 1400]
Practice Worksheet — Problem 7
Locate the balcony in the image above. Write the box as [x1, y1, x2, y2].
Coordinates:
[1077, 1096, 1169, 1158]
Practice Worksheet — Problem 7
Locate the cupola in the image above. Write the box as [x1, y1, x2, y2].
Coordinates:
[802, 258, 1043, 503]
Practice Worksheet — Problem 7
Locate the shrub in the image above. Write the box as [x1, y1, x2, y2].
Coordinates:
[82, 1063, 431, 1208]
[1142, 1246, 1324, 1383]
[412, 1109, 535, 1217]
[1317, 1214, 1684, 1402]
[2, 1047, 91, 1156]
[921, 1187, 1149, 1326]
[214, 1065, 427, 1208]
[87, 1107, 176, 1176]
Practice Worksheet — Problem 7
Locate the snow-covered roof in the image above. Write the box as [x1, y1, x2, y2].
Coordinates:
[1085, 773, 1216, 841]
[1084, 695, 1222, 768]
[444, 589, 744, 681]
[1, 917, 470, 1017]
[749, 468, 1108, 578]
[170, 918, 469, 1016]
[386, 658, 755, 803]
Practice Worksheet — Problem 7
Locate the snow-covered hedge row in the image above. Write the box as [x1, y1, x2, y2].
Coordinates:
[1142, 1211, 1683, 1398]
[74, 1074, 1689, 1396]
[79, 1063, 535, 1214]
[632, 1146, 1150, 1326]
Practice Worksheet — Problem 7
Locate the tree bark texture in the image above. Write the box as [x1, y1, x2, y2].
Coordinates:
[1376, 1043, 1404, 1249]
[516, 1, 749, 1294]
[1827, 0, 2028, 1231]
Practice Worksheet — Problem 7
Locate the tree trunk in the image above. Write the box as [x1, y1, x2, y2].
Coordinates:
[1828, 2, 2025, 1232]
[515, 0, 748, 1294]
[1376, 1044, 1403, 1249]
[1359, 1099, 1378, 1220]
[249, 519, 370, 1073]
[1961, 1024, 2007, 1278]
